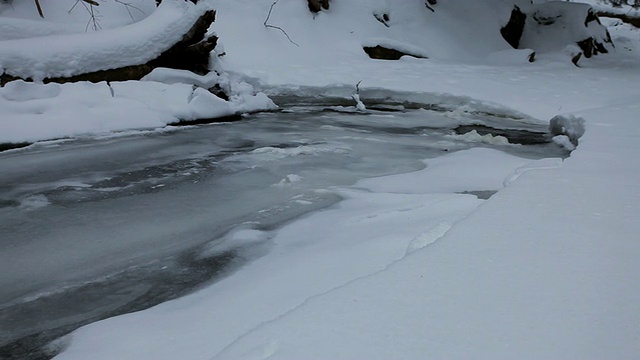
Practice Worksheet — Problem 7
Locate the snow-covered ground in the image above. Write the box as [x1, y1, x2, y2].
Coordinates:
[1, 0, 639, 358]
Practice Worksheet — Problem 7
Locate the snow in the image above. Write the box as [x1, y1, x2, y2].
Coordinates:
[1, 0, 639, 358]
[357, 147, 533, 194]
[550, 113, 587, 146]
[361, 38, 432, 59]
[0, 79, 276, 143]
[55, 190, 486, 360]
[565, 0, 640, 17]
[553, 134, 577, 150]
[0, 0, 157, 34]
[446, 129, 512, 145]
[519, 1, 613, 54]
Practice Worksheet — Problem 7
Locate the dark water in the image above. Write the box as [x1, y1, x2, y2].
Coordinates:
[0, 107, 568, 359]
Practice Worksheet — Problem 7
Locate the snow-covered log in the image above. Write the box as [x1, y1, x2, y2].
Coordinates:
[0, 0, 216, 85]
[596, 11, 640, 28]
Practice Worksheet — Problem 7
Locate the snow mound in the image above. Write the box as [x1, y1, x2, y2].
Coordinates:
[549, 114, 586, 146]
[225, 143, 350, 163]
[362, 38, 431, 59]
[552, 134, 576, 151]
[0, 79, 276, 144]
[519, 2, 613, 55]
[275, 174, 304, 187]
[142, 68, 222, 88]
[1, 80, 60, 101]
[199, 225, 272, 260]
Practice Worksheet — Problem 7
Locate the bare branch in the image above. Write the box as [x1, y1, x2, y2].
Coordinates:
[82, 1, 102, 32]
[114, 0, 145, 22]
[34, 0, 44, 18]
[69, 0, 81, 13]
[264, 0, 299, 47]
[425, 0, 436, 13]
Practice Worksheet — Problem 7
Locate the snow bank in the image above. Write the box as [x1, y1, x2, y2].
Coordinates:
[212, 104, 640, 360]
[55, 189, 486, 360]
[0, 79, 276, 144]
[357, 147, 532, 194]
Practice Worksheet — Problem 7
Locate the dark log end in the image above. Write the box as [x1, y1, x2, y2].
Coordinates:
[501, 5, 526, 49]
[363, 45, 427, 60]
[307, 0, 321, 13]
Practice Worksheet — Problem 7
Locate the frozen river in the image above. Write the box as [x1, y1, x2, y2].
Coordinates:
[0, 106, 566, 358]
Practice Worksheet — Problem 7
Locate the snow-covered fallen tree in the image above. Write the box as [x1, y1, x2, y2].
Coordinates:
[0, 0, 217, 84]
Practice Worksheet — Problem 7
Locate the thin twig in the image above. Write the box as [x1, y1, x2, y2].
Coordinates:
[355, 80, 362, 95]
[264, 0, 299, 47]
[82, 1, 102, 32]
[114, 0, 145, 22]
[69, 0, 81, 13]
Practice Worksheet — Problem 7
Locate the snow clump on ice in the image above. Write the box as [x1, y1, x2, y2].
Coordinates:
[549, 114, 586, 146]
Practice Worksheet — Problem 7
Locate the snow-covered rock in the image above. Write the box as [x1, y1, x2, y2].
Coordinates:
[549, 114, 586, 146]
[502, 1, 614, 62]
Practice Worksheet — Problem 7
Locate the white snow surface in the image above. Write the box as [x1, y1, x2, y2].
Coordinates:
[357, 147, 532, 194]
[0, 78, 276, 143]
[520, 1, 613, 54]
[0, 0, 636, 358]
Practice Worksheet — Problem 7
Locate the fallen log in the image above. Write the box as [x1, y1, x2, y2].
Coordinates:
[597, 11, 640, 28]
[1, 3, 217, 86]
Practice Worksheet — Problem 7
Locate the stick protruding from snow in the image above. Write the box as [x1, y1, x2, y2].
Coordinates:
[352, 80, 367, 112]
